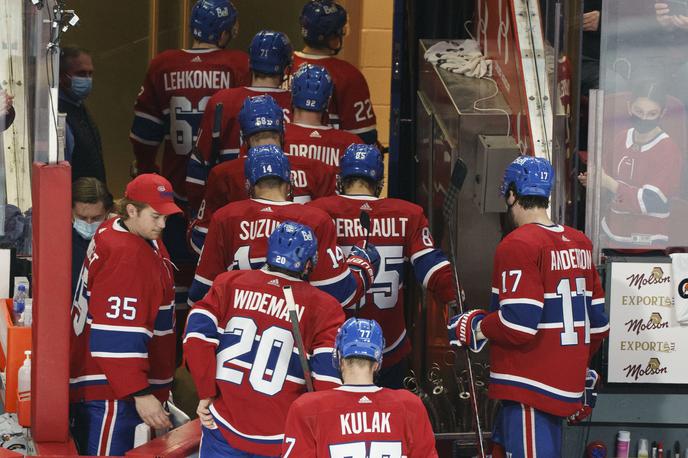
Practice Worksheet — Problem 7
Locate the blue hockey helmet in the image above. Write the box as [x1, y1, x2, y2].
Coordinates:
[332, 318, 385, 368]
[245, 144, 291, 186]
[249, 30, 293, 75]
[190, 0, 238, 45]
[500, 155, 554, 198]
[300, 0, 347, 49]
[267, 221, 318, 274]
[238, 95, 285, 139]
[340, 144, 384, 182]
[292, 63, 333, 112]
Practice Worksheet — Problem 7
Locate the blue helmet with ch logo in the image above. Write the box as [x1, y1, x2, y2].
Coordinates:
[340, 144, 384, 182]
[291, 64, 333, 112]
[244, 144, 291, 186]
[238, 95, 285, 138]
[190, 0, 238, 45]
[300, 0, 347, 48]
[249, 30, 293, 75]
[267, 221, 318, 274]
[500, 155, 554, 198]
[332, 318, 385, 368]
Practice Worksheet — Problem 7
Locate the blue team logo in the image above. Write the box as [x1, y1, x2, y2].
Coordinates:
[678, 278, 688, 299]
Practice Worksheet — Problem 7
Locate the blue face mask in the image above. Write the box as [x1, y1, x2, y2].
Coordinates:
[70, 76, 92, 100]
[73, 218, 101, 240]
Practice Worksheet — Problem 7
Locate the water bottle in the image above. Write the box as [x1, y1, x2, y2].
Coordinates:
[17, 351, 31, 401]
[13, 284, 26, 326]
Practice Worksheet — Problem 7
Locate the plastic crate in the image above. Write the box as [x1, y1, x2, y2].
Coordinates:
[0, 299, 32, 414]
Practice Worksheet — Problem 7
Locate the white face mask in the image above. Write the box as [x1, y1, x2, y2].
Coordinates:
[73, 218, 101, 240]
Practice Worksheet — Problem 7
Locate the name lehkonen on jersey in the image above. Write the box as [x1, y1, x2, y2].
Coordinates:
[164, 71, 232, 91]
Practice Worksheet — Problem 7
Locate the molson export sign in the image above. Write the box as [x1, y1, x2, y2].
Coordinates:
[608, 262, 684, 383]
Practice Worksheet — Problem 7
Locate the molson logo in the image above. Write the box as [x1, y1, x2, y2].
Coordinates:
[623, 357, 668, 381]
[624, 312, 670, 335]
[626, 266, 671, 290]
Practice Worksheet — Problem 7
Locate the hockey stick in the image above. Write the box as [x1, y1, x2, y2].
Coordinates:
[441, 158, 486, 458]
[283, 285, 314, 392]
[209, 102, 223, 167]
[355, 210, 372, 318]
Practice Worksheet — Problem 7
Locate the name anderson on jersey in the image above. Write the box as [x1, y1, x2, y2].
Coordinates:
[336, 217, 408, 239]
[163, 71, 232, 91]
[340, 411, 391, 435]
[233, 289, 305, 323]
[550, 248, 592, 271]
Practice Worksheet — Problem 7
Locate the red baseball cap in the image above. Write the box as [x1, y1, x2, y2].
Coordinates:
[125, 174, 182, 216]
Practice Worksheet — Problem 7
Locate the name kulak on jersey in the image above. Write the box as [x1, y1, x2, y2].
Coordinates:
[340, 411, 391, 435]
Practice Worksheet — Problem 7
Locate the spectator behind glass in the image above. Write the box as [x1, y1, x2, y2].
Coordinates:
[59, 47, 106, 183]
[579, 80, 683, 247]
[0, 89, 15, 132]
[72, 177, 113, 297]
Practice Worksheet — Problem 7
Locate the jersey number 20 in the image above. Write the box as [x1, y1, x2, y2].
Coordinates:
[216, 316, 295, 395]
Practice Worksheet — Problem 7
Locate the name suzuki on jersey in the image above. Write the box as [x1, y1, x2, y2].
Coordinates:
[336, 217, 408, 239]
[340, 411, 391, 435]
[240, 219, 281, 240]
[233, 288, 304, 323]
[163, 71, 232, 91]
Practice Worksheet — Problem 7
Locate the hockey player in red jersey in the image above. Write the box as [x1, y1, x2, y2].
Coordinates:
[309, 144, 456, 388]
[130, 0, 248, 200]
[188, 144, 379, 309]
[187, 30, 293, 212]
[283, 63, 361, 167]
[449, 156, 610, 457]
[184, 221, 345, 457]
[282, 318, 438, 457]
[294, 0, 378, 144]
[188, 95, 337, 254]
[130, 0, 248, 310]
[70, 174, 181, 455]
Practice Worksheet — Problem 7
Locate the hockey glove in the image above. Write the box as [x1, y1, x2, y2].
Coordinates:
[447, 309, 488, 352]
[567, 368, 600, 425]
[347, 242, 380, 291]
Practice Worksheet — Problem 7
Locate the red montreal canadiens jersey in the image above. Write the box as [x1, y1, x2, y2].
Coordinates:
[187, 86, 291, 210]
[480, 223, 609, 417]
[282, 385, 438, 458]
[309, 195, 456, 367]
[283, 122, 362, 167]
[188, 156, 337, 254]
[601, 128, 683, 247]
[70, 218, 176, 403]
[188, 198, 365, 307]
[130, 48, 249, 198]
[292, 52, 376, 137]
[184, 269, 344, 456]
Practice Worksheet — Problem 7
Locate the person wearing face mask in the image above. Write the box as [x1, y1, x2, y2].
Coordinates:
[59, 46, 106, 183]
[71, 177, 113, 298]
[579, 79, 683, 246]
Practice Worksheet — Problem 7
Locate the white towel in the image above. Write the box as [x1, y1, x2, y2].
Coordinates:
[669, 253, 688, 324]
[424, 40, 493, 79]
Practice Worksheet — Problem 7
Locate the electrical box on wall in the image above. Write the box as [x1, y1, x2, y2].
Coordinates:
[474, 135, 520, 213]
